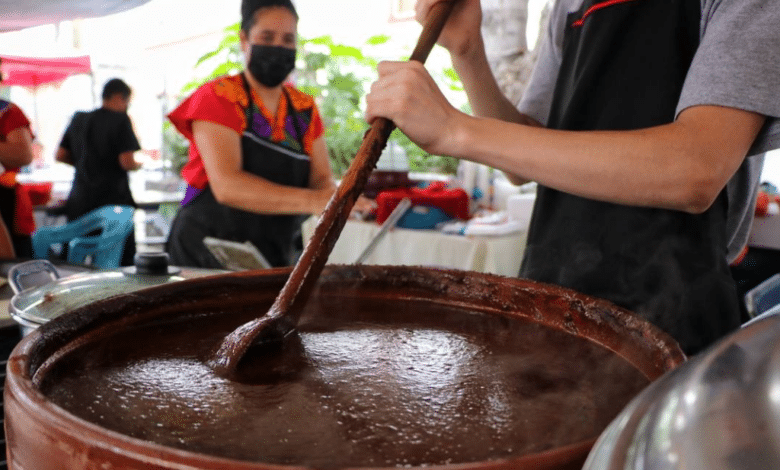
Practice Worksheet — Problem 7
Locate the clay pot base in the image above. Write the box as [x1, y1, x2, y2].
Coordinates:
[6, 266, 685, 470]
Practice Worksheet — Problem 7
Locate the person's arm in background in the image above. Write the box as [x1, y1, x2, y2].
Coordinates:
[55, 116, 141, 171]
[118, 113, 143, 171]
[307, 136, 336, 192]
[194, 120, 334, 215]
[118, 151, 142, 171]
[55, 147, 73, 165]
[0, 126, 33, 169]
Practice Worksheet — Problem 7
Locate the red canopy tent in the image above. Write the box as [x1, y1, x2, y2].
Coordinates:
[0, 54, 93, 135]
[0, 55, 92, 87]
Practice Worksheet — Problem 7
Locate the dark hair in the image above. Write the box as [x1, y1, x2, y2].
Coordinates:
[241, 0, 298, 33]
[101, 78, 132, 101]
[0, 57, 4, 82]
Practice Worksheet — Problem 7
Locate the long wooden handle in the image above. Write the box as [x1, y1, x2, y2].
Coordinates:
[269, 0, 457, 323]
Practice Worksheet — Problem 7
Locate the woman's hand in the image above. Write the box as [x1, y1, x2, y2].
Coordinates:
[310, 189, 375, 219]
[309, 186, 336, 214]
[415, 0, 483, 58]
[351, 195, 377, 219]
[365, 61, 465, 157]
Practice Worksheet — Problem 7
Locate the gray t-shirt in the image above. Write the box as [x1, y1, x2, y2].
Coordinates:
[518, 0, 780, 263]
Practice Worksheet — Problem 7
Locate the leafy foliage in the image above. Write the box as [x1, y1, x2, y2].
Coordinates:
[165, 23, 460, 177]
[182, 23, 244, 93]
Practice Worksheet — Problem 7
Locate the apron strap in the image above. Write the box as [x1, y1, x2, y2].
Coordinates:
[240, 73, 305, 150]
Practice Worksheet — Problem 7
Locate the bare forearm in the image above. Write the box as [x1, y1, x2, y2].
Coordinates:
[451, 39, 540, 127]
[450, 41, 537, 186]
[119, 151, 142, 171]
[450, 106, 764, 213]
[458, 118, 695, 209]
[210, 172, 332, 215]
[55, 147, 73, 165]
[193, 121, 334, 215]
[311, 176, 336, 191]
[0, 142, 33, 169]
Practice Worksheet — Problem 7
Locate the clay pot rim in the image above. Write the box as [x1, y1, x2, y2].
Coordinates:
[6, 265, 686, 469]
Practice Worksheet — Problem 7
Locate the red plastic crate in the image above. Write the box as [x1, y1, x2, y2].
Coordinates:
[376, 181, 469, 224]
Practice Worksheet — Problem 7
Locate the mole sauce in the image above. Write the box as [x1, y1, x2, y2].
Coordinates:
[40, 295, 649, 468]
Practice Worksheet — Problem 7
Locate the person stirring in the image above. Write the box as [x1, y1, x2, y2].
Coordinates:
[365, 0, 780, 355]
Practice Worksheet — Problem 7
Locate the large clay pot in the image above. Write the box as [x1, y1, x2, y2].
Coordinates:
[4, 265, 684, 470]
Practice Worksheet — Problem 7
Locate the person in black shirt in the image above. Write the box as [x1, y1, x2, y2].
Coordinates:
[56, 78, 142, 265]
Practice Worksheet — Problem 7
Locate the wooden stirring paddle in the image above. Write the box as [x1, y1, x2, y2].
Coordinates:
[209, 1, 456, 377]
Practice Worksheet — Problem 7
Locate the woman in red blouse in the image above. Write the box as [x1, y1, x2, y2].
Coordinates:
[167, 0, 372, 268]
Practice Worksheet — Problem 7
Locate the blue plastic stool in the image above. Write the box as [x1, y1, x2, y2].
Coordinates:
[396, 206, 453, 229]
[746, 273, 780, 319]
[31, 205, 135, 269]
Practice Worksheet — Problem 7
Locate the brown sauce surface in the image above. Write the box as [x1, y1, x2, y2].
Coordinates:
[40, 295, 650, 468]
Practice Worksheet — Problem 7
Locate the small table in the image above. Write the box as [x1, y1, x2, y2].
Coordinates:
[301, 217, 527, 277]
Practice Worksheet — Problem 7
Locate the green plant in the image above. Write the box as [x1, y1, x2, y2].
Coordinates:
[298, 34, 461, 175]
[296, 35, 376, 176]
[167, 23, 460, 177]
[182, 23, 244, 94]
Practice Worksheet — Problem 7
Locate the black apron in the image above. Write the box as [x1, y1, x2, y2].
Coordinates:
[167, 76, 311, 268]
[520, 0, 741, 355]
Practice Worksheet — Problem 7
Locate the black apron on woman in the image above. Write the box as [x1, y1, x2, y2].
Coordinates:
[167, 76, 311, 269]
[520, 0, 741, 355]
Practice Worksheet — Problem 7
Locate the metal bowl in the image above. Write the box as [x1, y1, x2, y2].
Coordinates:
[584, 310, 780, 469]
[8, 255, 225, 335]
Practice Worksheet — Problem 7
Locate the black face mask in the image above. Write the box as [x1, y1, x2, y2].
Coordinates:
[247, 44, 296, 88]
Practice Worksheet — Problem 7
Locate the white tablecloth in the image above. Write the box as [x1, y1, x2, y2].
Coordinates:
[302, 217, 527, 277]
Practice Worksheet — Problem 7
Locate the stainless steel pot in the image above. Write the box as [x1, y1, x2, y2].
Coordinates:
[8, 253, 225, 335]
[583, 310, 780, 469]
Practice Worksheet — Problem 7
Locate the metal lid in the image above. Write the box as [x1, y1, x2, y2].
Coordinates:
[583, 311, 780, 470]
[9, 254, 224, 328]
